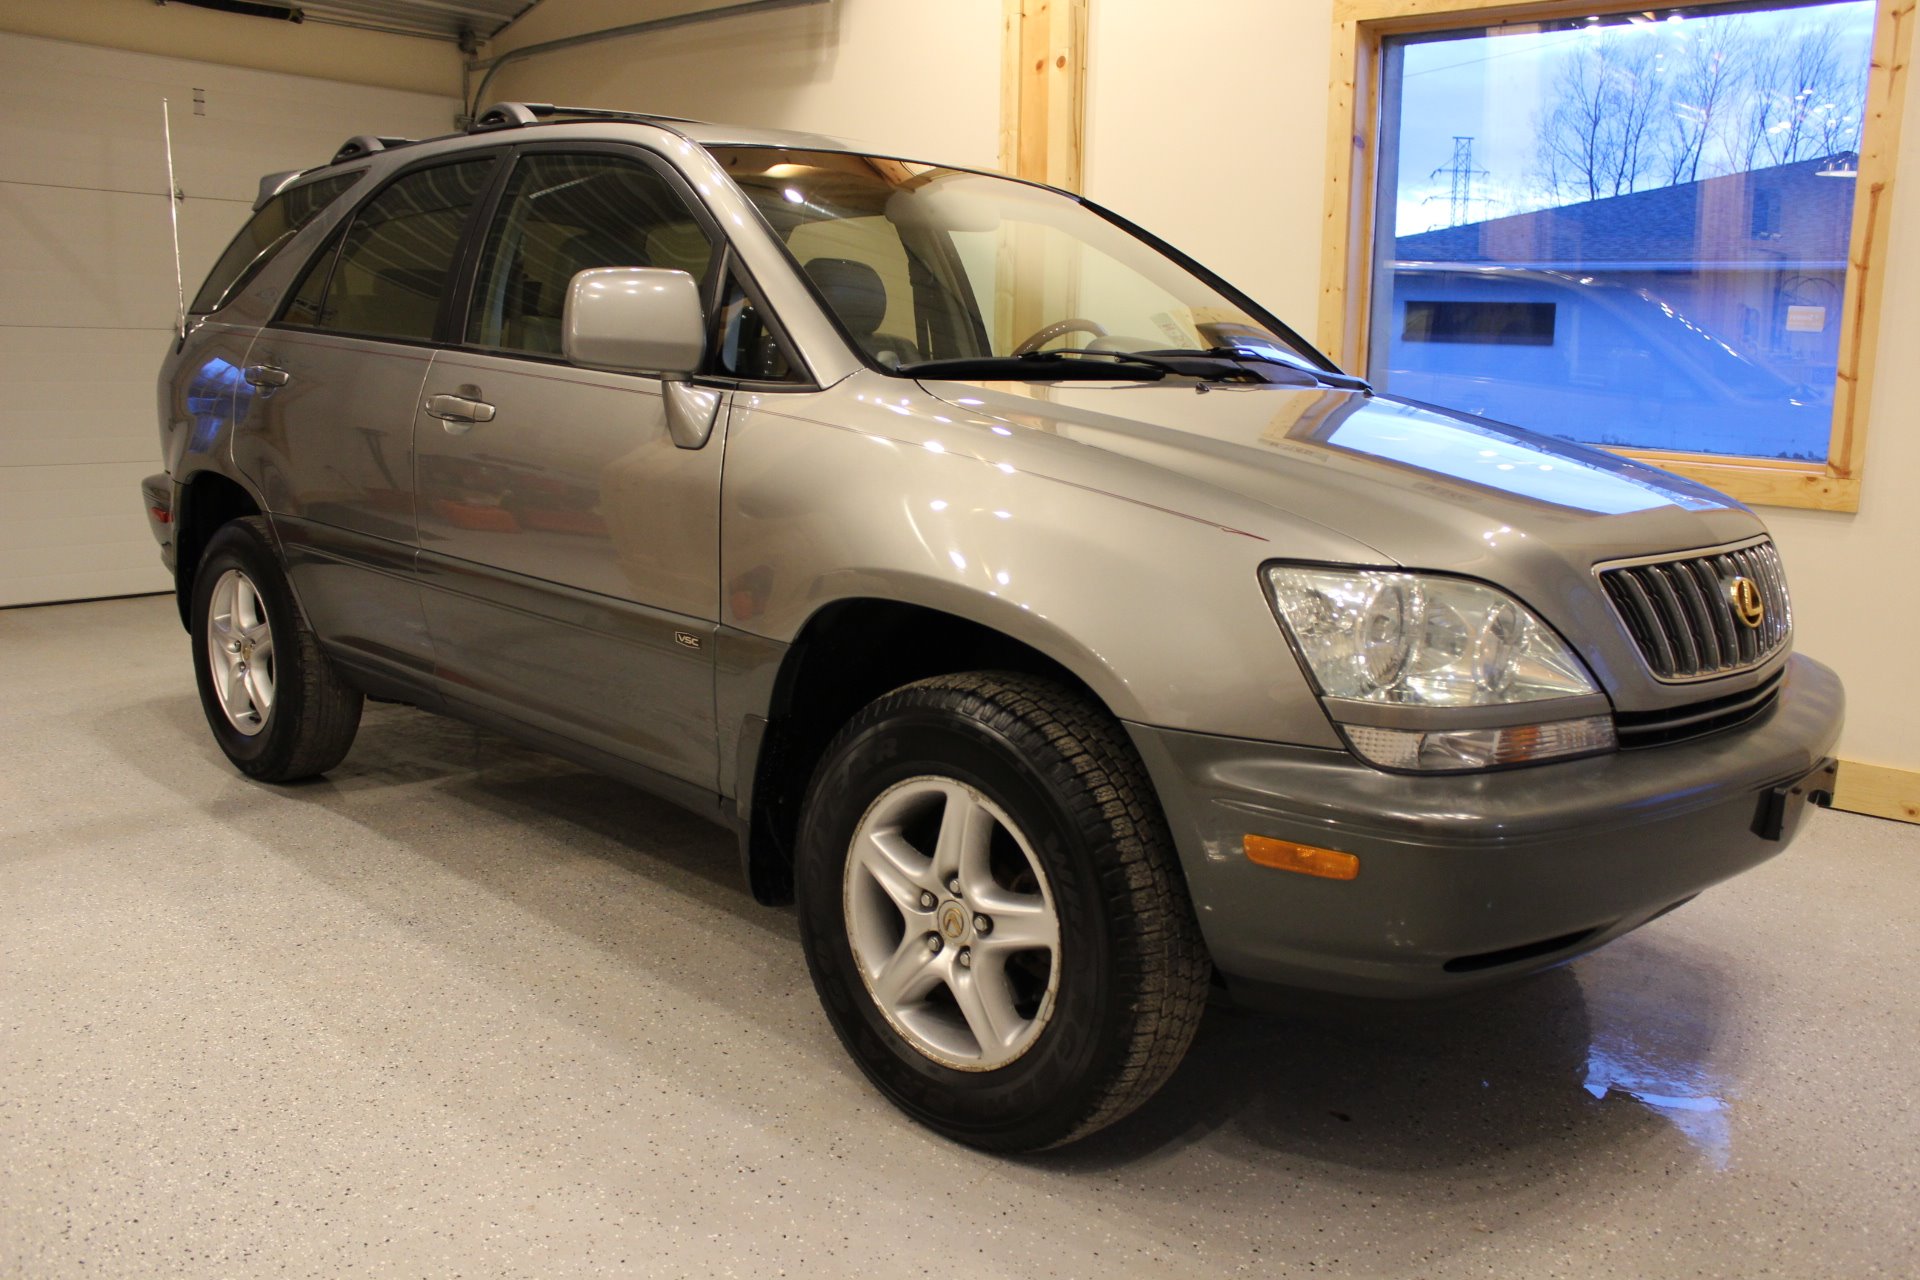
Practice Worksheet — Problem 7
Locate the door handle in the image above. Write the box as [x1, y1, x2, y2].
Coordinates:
[425, 394, 497, 431]
[243, 364, 290, 388]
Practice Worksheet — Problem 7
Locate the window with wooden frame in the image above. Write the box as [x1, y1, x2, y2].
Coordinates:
[1321, 0, 1912, 512]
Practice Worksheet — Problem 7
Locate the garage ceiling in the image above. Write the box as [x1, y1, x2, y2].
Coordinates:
[292, 1, 768, 43]
[296, 1, 534, 42]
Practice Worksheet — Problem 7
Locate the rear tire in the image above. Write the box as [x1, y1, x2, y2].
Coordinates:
[190, 516, 362, 782]
[795, 672, 1209, 1151]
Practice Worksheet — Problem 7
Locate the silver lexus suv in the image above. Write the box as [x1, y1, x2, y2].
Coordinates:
[144, 102, 1843, 1151]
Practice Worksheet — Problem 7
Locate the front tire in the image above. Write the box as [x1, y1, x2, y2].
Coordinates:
[796, 672, 1209, 1151]
[190, 516, 362, 782]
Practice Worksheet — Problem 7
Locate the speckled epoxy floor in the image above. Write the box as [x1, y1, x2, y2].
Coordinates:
[3, 595, 1916, 1279]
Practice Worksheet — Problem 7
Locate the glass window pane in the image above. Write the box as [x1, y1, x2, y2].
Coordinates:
[280, 233, 342, 330]
[1368, 0, 1875, 462]
[710, 147, 1318, 371]
[786, 214, 932, 364]
[465, 154, 715, 357]
[189, 173, 357, 314]
[301, 159, 494, 343]
[715, 272, 799, 380]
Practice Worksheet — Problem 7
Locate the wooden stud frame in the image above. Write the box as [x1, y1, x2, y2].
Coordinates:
[999, 0, 1089, 190]
[995, 0, 1090, 348]
[1320, 0, 1914, 512]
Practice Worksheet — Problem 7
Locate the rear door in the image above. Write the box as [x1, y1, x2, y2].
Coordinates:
[237, 154, 500, 690]
[413, 147, 727, 788]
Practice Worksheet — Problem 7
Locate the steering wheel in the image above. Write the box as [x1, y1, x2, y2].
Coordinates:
[1011, 318, 1109, 356]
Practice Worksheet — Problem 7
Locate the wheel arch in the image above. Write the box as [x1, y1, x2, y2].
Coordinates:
[171, 469, 265, 630]
[737, 594, 1125, 906]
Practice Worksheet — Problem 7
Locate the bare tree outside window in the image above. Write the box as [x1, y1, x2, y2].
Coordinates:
[1536, 34, 1665, 202]
[1735, 20, 1865, 168]
[1662, 17, 1749, 185]
[1533, 11, 1867, 210]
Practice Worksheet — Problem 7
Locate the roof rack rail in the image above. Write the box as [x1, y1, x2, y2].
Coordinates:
[468, 101, 707, 133]
[330, 134, 416, 165]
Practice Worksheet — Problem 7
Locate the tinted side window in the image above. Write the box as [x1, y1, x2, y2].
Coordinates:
[715, 272, 799, 381]
[189, 173, 358, 314]
[284, 159, 494, 343]
[466, 153, 715, 357]
[281, 232, 341, 330]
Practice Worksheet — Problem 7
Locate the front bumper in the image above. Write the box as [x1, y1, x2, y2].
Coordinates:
[1127, 653, 1844, 1000]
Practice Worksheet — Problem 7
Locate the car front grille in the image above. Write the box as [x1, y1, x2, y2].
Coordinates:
[1598, 539, 1791, 681]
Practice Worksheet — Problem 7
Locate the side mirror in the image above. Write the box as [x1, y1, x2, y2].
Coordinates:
[562, 267, 706, 376]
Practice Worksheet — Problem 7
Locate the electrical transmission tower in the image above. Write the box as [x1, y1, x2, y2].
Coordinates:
[1429, 136, 1489, 227]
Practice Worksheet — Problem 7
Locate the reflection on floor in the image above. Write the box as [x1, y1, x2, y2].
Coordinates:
[3, 595, 1916, 1279]
[1583, 1027, 1731, 1171]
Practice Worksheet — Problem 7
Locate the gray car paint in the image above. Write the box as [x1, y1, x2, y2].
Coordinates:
[149, 116, 1842, 997]
[413, 345, 725, 789]
[243, 328, 437, 681]
[1133, 654, 1842, 998]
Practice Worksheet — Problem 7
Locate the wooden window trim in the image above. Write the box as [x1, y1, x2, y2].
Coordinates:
[1320, 0, 1914, 513]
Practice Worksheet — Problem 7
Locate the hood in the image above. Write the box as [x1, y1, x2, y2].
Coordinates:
[916, 378, 1763, 575]
[914, 378, 1772, 706]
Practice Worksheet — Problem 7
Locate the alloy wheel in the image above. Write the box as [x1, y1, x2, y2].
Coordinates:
[206, 568, 275, 736]
[843, 775, 1062, 1070]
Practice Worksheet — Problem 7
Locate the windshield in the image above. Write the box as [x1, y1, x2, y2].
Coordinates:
[707, 147, 1318, 375]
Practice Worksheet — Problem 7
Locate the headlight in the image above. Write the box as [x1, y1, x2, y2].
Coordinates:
[1265, 566, 1596, 705]
[1264, 565, 1614, 771]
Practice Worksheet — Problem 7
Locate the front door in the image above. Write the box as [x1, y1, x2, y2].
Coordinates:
[414, 149, 725, 789]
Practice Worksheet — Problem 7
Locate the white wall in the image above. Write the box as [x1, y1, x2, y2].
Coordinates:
[1086, 0, 1333, 330]
[0, 0, 462, 96]
[1085, 0, 1920, 774]
[0, 33, 458, 605]
[488, 0, 1004, 170]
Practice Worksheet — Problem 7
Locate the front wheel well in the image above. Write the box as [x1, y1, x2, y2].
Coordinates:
[172, 472, 261, 630]
[742, 599, 1109, 904]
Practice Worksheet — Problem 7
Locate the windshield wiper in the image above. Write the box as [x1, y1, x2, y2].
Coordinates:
[895, 348, 1252, 382]
[1028, 348, 1255, 378]
[1139, 346, 1373, 392]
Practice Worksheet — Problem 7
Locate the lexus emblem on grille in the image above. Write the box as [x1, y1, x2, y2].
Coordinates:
[1729, 577, 1765, 629]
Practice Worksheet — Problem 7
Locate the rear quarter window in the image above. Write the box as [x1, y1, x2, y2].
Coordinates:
[189, 172, 360, 315]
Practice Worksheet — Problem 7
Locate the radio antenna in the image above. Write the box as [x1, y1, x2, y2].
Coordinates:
[162, 98, 186, 339]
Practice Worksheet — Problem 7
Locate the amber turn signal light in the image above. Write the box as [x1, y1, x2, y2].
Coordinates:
[1242, 834, 1360, 881]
